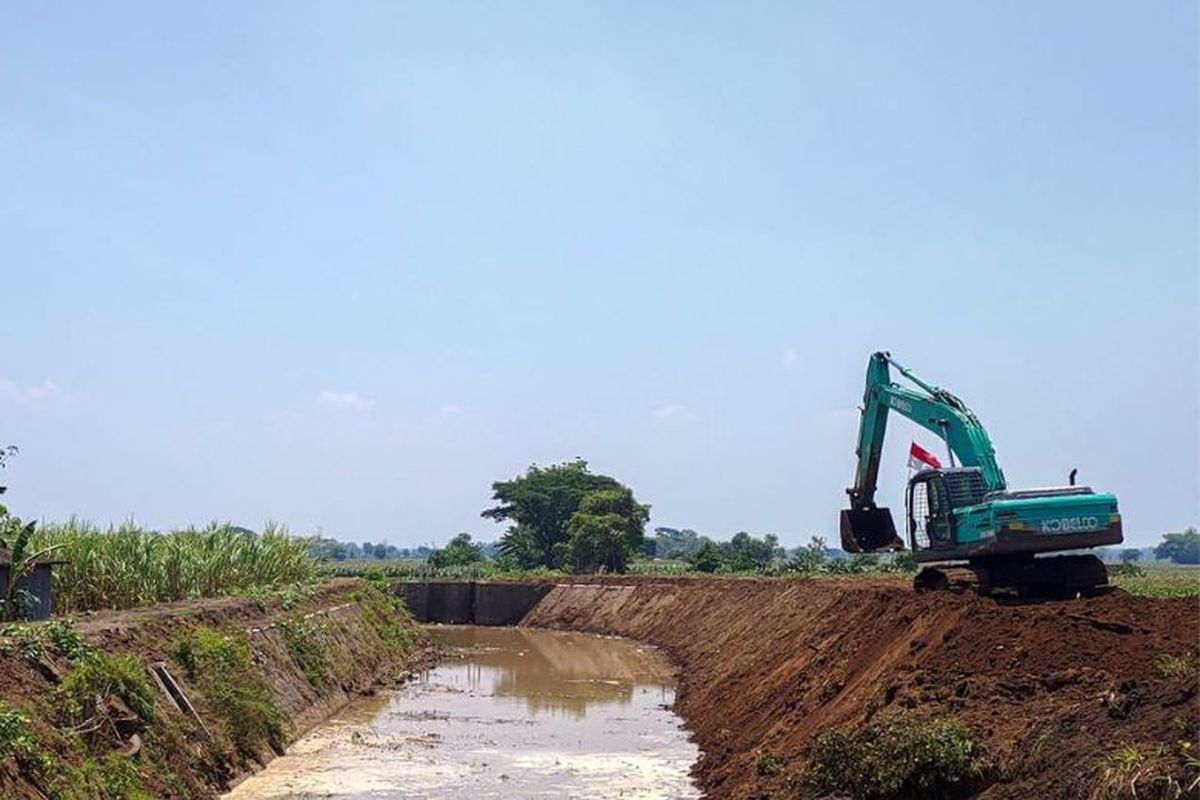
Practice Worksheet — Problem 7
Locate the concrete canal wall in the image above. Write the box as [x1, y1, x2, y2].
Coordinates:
[395, 580, 553, 625]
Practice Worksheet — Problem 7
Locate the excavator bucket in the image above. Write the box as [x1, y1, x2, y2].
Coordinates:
[840, 507, 902, 553]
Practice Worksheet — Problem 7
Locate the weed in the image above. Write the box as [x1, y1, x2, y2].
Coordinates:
[171, 625, 289, 759]
[59, 651, 157, 724]
[755, 751, 785, 777]
[45, 618, 96, 665]
[808, 716, 993, 800]
[0, 703, 47, 768]
[0, 622, 45, 661]
[278, 615, 333, 692]
[1157, 652, 1196, 679]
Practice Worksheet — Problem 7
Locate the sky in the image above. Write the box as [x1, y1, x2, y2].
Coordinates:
[1, 2, 1196, 548]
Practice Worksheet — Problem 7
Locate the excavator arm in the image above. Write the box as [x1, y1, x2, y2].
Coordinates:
[842, 352, 1006, 552]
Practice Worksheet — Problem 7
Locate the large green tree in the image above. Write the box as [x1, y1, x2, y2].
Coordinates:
[1154, 528, 1200, 564]
[429, 532, 484, 568]
[482, 459, 649, 571]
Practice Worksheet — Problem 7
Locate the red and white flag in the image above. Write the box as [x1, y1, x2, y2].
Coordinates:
[908, 441, 942, 471]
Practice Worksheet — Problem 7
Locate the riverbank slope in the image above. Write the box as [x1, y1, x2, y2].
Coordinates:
[0, 578, 428, 799]
[523, 578, 1198, 799]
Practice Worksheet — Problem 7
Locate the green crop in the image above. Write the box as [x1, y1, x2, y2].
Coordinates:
[32, 520, 315, 613]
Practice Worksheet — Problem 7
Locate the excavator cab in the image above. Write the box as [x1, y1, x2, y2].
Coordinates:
[905, 467, 988, 552]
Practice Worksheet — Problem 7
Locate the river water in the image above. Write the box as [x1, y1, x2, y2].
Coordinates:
[226, 625, 700, 799]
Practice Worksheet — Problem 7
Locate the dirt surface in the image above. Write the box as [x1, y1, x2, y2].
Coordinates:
[523, 578, 1199, 799]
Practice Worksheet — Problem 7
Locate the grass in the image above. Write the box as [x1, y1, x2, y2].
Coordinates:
[32, 519, 316, 613]
[807, 716, 993, 800]
[171, 625, 290, 759]
[1108, 563, 1200, 599]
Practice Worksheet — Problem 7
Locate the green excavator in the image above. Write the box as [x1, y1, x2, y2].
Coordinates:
[841, 351, 1123, 596]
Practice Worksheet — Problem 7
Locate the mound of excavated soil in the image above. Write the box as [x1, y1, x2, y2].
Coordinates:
[522, 578, 1198, 799]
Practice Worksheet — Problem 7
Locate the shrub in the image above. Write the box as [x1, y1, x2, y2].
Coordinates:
[59, 652, 157, 724]
[808, 716, 992, 800]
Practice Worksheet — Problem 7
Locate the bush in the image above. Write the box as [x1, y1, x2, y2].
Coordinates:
[690, 541, 723, 573]
[808, 716, 993, 800]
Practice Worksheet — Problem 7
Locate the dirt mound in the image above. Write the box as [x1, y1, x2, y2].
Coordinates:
[523, 578, 1198, 799]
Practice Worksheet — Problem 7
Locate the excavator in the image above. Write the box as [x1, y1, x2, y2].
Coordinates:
[840, 351, 1123, 596]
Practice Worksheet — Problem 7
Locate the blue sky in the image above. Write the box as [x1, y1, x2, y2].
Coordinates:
[1, 2, 1195, 547]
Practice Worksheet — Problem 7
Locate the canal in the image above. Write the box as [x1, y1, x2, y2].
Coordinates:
[226, 625, 700, 798]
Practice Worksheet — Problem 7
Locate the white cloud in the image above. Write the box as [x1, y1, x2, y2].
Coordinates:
[438, 404, 464, 416]
[780, 348, 805, 373]
[0, 379, 62, 405]
[316, 390, 373, 412]
[652, 403, 699, 423]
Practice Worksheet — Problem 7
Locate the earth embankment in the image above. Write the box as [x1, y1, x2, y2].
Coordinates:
[522, 578, 1198, 798]
[0, 579, 428, 799]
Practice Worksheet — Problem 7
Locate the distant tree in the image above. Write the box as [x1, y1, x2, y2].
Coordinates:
[1154, 528, 1200, 565]
[722, 532, 784, 571]
[429, 533, 485, 568]
[690, 540, 723, 573]
[1119, 548, 1142, 564]
[362, 541, 374, 559]
[563, 489, 649, 573]
[372, 542, 388, 560]
[483, 459, 648, 570]
[653, 528, 702, 560]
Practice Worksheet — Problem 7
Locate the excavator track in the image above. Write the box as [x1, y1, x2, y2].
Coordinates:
[914, 554, 1111, 599]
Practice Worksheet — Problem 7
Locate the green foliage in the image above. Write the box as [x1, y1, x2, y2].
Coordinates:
[45, 618, 94, 665]
[352, 580, 417, 653]
[755, 751, 785, 777]
[429, 532, 484, 569]
[59, 652, 157, 724]
[1157, 651, 1196, 678]
[32, 519, 316, 613]
[1110, 563, 1200, 598]
[278, 615, 333, 692]
[563, 488, 649, 573]
[721, 531, 784, 571]
[783, 536, 830, 575]
[652, 527, 704, 559]
[1154, 528, 1200, 565]
[690, 540, 723, 573]
[0, 622, 46, 661]
[0, 703, 45, 766]
[808, 716, 993, 800]
[484, 460, 649, 571]
[171, 626, 289, 758]
[1119, 548, 1142, 563]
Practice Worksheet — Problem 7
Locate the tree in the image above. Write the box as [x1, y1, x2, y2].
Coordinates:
[483, 460, 649, 570]
[690, 540, 723, 573]
[563, 488, 649, 573]
[1154, 528, 1200, 565]
[429, 533, 485, 568]
[653, 528, 702, 560]
[372, 542, 389, 560]
[1119, 548, 1142, 564]
[722, 532, 784, 571]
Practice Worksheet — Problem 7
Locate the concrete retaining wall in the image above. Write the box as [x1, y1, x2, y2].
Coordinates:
[394, 581, 553, 625]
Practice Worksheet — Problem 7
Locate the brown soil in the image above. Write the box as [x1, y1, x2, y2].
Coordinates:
[522, 578, 1199, 799]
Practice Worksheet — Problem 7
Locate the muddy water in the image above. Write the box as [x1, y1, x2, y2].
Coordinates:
[226, 626, 700, 799]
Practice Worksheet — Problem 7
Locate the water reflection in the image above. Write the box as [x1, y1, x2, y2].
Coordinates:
[428, 626, 673, 717]
[225, 625, 699, 799]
